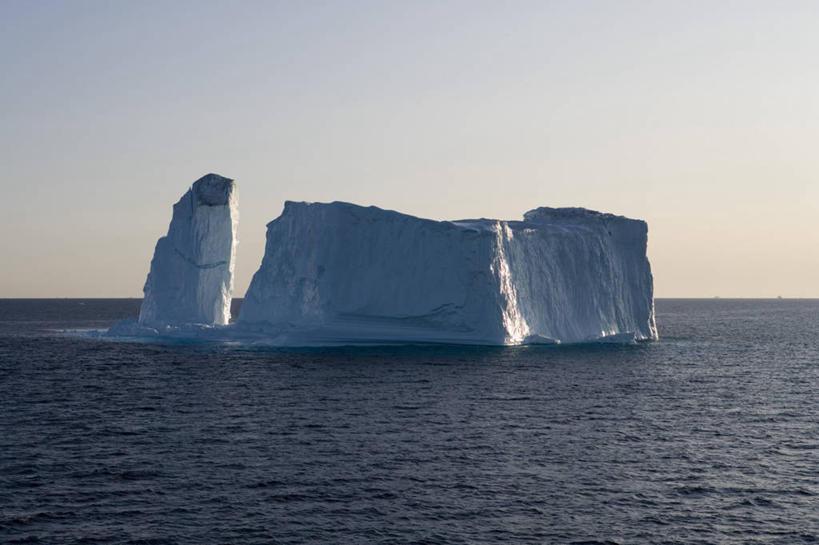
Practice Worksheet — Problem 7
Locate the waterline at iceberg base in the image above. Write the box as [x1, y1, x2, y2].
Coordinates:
[107, 174, 657, 347]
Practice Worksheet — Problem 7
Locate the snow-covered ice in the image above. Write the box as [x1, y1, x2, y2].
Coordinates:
[137, 173, 238, 328]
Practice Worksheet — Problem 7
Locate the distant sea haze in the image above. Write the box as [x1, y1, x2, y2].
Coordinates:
[0, 298, 817, 544]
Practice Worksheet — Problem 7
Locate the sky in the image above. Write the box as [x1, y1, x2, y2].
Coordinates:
[1, 0, 818, 298]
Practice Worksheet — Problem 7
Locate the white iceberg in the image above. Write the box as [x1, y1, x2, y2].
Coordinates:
[107, 175, 656, 346]
[238, 202, 657, 345]
[137, 173, 238, 328]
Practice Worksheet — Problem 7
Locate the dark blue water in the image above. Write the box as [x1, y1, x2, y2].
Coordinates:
[1, 299, 817, 544]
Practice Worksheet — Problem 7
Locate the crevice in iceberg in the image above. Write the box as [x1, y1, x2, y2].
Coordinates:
[172, 246, 230, 270]
[491, 221, 530, 344]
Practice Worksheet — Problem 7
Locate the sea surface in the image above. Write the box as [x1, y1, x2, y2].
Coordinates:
[0, 299, 817, 544]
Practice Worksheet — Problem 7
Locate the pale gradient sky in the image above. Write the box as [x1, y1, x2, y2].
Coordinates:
[1, 0, 818, 298]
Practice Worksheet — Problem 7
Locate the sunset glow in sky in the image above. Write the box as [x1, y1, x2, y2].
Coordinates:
[2, 1, 818, 297]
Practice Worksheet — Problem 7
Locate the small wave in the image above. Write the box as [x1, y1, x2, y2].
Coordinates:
[247, 479, 286, 489]
[675, 485, 716, 496]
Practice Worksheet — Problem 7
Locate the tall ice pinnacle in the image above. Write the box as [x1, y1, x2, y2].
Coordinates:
[138, 173, 238, 327]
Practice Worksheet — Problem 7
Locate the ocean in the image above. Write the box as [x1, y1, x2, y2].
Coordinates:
[0, 298, 817, 544]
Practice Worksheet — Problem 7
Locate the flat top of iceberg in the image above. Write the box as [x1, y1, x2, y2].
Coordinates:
[278, 200, 644, 232]
[522, 206, 632, 223]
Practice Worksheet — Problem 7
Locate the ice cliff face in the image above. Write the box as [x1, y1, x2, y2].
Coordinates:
[239, 202, 656, 345]
[138, 174, 238, 327]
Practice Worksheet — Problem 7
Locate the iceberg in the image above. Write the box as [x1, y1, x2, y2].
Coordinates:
[137, 173, 238, 328]
[238, 202, 657, 345]
[106, 174, 656, 346]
